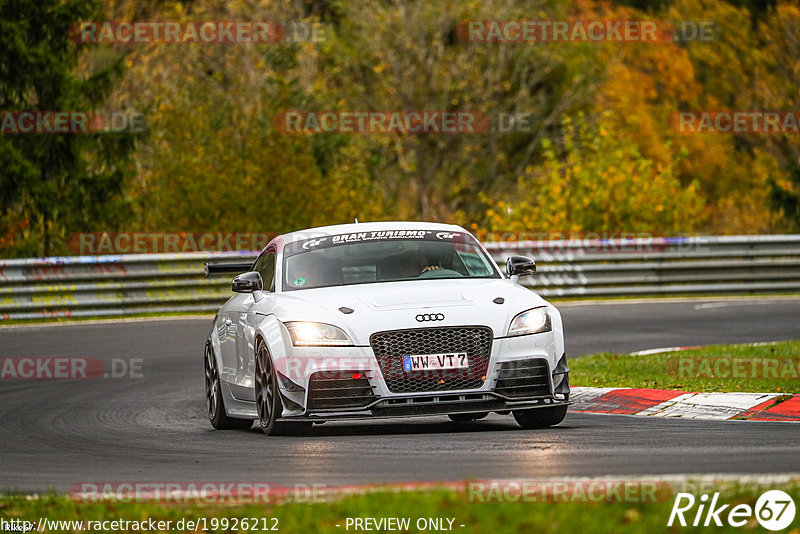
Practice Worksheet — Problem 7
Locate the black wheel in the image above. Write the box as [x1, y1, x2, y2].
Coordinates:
[255, 340, 312, 436]
[205, 343, 252, 430]
[512, 405, 568, 429]
[448, 412, 489, 422]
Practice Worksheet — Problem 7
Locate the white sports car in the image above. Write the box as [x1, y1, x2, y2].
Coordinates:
[204, 221, 569, 435]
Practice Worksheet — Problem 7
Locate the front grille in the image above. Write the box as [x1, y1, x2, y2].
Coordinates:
[494, 358, 551, 398]
[369, 326, 492, 393]
[307, 370, 375, 410]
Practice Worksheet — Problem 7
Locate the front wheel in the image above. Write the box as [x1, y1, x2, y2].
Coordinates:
[513, 405, 568, 429]
[255, 340, 311, 436]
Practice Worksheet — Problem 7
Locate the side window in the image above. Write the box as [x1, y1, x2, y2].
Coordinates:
[253, 251, 276, 291]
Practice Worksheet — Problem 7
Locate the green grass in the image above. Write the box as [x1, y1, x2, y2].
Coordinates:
[571, 340, 800, 393]
[2, 481, 798, 534]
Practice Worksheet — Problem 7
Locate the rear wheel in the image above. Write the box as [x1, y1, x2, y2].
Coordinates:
[512, 405, 568, 429]
[205, 343, 252, 430]
[448, 412, 489, 422]
[255, 340, 312, 436]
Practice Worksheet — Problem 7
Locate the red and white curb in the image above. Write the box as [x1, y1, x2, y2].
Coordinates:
[571, 387, 800, 422]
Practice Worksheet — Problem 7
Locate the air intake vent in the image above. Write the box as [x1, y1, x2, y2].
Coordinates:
[494, 359, 551, 398]
[307, 371, 375, 410]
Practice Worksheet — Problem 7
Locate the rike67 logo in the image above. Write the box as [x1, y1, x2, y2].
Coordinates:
[668, 490, 796, 531]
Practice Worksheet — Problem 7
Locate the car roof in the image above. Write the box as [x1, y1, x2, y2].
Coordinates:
[279, 221, 469, 245]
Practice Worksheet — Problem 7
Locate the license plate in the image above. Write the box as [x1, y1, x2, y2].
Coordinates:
[402, 352, 469, 372]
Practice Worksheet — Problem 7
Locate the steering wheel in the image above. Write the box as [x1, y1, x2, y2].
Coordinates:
[417, 268, 463, 279]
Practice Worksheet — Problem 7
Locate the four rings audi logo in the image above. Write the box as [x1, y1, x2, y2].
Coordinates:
[415, 313, 445, 322]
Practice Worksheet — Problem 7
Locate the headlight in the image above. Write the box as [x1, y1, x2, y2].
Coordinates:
[285, 322, 354, 346]
[508, 307, 552, 336]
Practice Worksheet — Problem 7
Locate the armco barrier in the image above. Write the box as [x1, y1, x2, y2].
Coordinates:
[483, 234, 800, 298]
[0, 235, 799, 321]
[0, 252, 259, 321]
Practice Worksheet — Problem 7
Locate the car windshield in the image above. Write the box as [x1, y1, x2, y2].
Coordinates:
[282, 230, 500, 290]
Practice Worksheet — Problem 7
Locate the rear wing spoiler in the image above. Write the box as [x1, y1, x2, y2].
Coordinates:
[204, 262, 252, 278]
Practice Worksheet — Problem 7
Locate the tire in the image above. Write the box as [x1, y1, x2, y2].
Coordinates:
[205, 343, 252, 430]
[448, 412, 489, 422]
[512, 405, 568, 429]
[254, 339, 312, 436]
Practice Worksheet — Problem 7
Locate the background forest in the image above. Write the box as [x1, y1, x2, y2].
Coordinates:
[1, 0, 799, 257]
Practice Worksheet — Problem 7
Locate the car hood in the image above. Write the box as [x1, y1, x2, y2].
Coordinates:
[269, 278, 550, 343]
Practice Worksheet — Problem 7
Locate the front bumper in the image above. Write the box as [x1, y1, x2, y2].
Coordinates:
[275, 330, 569, 420]
[280, 393, 570, 422]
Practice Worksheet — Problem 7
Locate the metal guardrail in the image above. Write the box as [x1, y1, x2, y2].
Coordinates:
[484, 234, 800, 298]
[1, 235, 799, 321]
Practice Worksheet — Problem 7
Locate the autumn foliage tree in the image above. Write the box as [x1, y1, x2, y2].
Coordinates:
[486, 113, 703, 233]
[2, 0, 800, 258]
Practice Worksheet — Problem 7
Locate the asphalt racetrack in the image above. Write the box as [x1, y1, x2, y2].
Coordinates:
[1, 298, 799, 492]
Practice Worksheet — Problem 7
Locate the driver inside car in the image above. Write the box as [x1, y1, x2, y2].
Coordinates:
[397, 251, 442, 278]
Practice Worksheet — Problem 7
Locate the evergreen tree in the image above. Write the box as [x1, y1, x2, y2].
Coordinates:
[0, 0, 137, 256]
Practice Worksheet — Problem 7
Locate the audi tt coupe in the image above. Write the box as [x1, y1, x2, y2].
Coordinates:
[203, 221, 569, 435]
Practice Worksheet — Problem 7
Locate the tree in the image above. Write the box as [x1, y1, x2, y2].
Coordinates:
[0, 0, 137, 257]
[111, 0, 385, 234]
[485, 113, 704, 234]
[770, 157, 800, 230]
[313, 0, 602, 222]
[756, 3, 800, 230]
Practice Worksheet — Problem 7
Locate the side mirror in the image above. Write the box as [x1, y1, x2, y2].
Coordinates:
[232, 271, 263, 293]
[506, 256, 536, 277]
